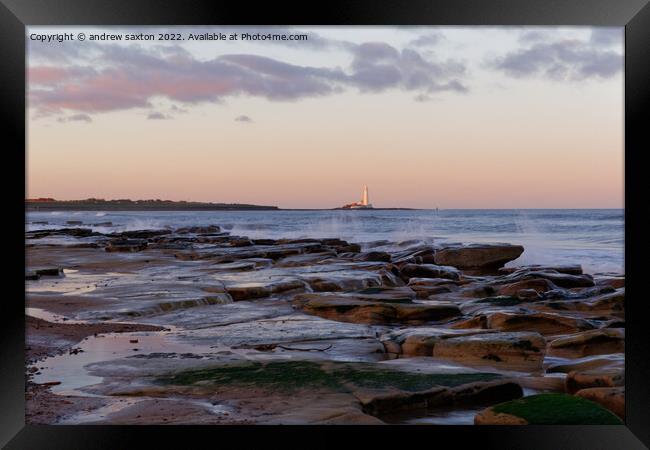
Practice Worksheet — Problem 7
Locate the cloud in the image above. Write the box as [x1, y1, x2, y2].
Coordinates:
[234, 115, 253, 123]
[408, 32, 443, 47]
[147, 111, 171, 120]
[590, 28, 622, 46]
[170, 104, 188, 113]
[56, 113, 92, 123]
[489, 37, 622, 81]
[28, 38, 468, 117]
[348, 42, 467, 93]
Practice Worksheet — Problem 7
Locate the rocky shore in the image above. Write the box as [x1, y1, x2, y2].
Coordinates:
[25, 223, 625, 425]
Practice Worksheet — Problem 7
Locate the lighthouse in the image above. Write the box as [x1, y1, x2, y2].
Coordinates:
[339, 185, 374, 209]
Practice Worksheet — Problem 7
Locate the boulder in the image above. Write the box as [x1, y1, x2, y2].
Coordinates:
[575, 386, 625, 420]
[547, 329, 624, 358]
[399, 264, 461, 281]
[432, 331, 546, 369]
[433, 244, 524, 269]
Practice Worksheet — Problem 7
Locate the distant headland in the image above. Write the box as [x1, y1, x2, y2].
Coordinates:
[25, 198, 279, 211]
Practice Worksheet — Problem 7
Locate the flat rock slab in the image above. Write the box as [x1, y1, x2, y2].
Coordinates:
[486, 311, 595, 335]
[226, 279, 307, 300]
[380, 327, 496, 357]
[505, 271, 595, 289]
[547, 328, 625, 358]
[433, 244, 524, 270]
[545, 353, 624, 374]
[297, 296, 461, 325]
[399, 264, 461, 281]
[432, 331, 546, 370]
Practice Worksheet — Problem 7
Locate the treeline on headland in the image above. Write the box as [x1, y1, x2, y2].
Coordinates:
[25, 198, 279, 211]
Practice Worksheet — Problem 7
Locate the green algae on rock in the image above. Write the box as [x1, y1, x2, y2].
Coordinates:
[485, 393, 623, 425]
[157, 360, 502, 393]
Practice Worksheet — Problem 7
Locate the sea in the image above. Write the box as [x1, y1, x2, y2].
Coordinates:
[26, 209, 624, 275]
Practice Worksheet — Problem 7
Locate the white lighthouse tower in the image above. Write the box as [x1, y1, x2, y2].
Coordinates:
[340, 185, 374, 209]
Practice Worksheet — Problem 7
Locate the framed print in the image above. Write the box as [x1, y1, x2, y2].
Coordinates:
[1, 0, 649, 448]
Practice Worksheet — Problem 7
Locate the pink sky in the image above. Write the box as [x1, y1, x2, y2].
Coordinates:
[27, 26, 624, 209]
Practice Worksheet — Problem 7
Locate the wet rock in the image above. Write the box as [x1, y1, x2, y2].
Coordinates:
[356, 386, 452, 415]
[451, 379, 523, 405]
[303, 274, 382, 293]
[380, 327, 494, 357]
[565, 366, 624, 394]
[296, 295, 461, 325]
[545, 353, 624, 374]
[432, 331, 546, 369]
[474, 393, 622, 425]
[66, 220, 83, 225]
[34, 267, 64, 277]
[337, 244, 362, 253]
[433, 244, 524, 269]
[399, 264, 461, 281]
[252, 239, 278, 246]
[25, 271, 40, 281]
[112, 230, 172, 239]
[27, 228, 96, 238]
[496, 278, 557, 296]
[390, 246, 437, 265]
[230, 238, 254, 247]
[500, 264, 583, 275]
[377, 269, 405, 287]
[532, 289, 624, 313]
[176, 225, 221, 234]
[594, 275, 625, 289]
[92, 221, 113, 227]
[227, 279, 306, 301]
[354, 251, 392, 262]
[105, 239, 148, 253]
[209, 261, 257, 272]
[275, 252, 337, 268]
[407, 277, 460, 298]
[506, 270, 594, 289]
[486, 311, 595, 335]
[575, 386, 624, 419]
[451, 315, 488, 329]
[547, 329, 624, 358]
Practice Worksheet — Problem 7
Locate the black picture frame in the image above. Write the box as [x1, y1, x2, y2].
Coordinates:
[2, 0, 648, 448]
